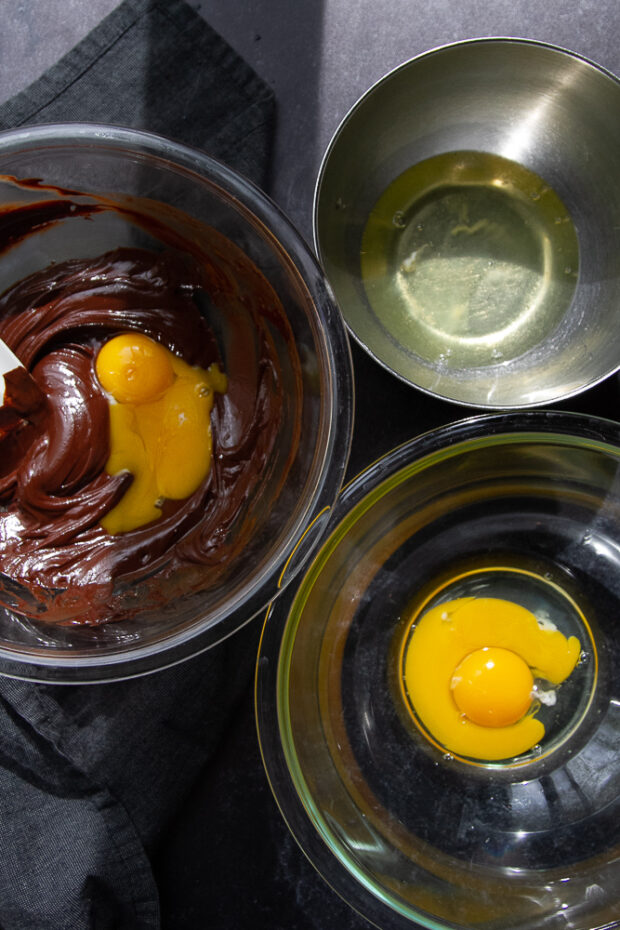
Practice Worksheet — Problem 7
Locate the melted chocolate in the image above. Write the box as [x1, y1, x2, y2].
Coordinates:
[0, 188, 300, 625]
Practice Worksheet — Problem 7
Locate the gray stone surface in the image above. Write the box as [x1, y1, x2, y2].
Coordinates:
[2, 0, 619, 242]
[0, 5, 619, 928]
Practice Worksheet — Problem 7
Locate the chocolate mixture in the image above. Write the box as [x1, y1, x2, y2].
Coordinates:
[0, 190, 299, 625]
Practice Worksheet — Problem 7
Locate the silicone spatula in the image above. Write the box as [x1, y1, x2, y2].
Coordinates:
[0, 339, 44, 437]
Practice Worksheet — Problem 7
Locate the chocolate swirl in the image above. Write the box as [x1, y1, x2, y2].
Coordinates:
[0, 195, 296, 625]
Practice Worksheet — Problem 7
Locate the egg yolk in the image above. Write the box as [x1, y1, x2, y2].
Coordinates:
[451, 646, 534, 727]
[96, 332, 175, 404]
[95, 333, 227, 535]
[402, 596, 581, 761]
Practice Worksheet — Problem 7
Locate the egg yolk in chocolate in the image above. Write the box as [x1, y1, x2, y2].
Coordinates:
[402, 597, 581, 761]
[96, 332, 175, 404]
[95, 333, 227, 535]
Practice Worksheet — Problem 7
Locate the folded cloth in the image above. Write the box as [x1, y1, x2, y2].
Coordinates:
[0, 0, 275, 186]
[0, 2, 275, 928]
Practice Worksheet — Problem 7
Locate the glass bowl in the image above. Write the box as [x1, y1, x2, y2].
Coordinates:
[257, 410, 620, 930]
[0, 123, 353, 682]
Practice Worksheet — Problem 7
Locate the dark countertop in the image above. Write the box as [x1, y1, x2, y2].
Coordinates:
[2, 3, 620, 928]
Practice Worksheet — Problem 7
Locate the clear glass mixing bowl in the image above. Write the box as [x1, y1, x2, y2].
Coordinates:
[257, 410, 620, 930]
[0, 123, 353, 682]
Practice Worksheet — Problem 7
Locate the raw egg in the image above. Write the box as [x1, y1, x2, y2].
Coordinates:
[96, 332, 227, 534]
[402, 596, 581, 761]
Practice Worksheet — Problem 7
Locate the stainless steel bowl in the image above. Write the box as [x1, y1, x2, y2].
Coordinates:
[314, 39, 620, 409]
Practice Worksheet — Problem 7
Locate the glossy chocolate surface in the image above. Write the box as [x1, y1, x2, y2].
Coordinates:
[0, 193, 294, 625]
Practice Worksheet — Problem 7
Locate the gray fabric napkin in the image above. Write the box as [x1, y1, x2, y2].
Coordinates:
[0, 2, 275, 928]
[0, 0, 275, 186]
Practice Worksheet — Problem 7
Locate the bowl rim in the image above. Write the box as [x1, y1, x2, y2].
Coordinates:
[0, 122, 355, 682]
